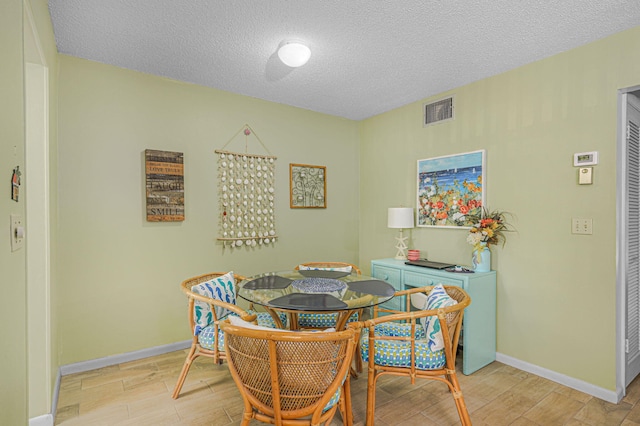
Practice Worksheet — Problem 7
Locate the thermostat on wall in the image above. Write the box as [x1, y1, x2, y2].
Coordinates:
[573, 151, 598, 166]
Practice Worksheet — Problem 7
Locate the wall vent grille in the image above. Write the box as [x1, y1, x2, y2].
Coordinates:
[424, 97, 454, 126]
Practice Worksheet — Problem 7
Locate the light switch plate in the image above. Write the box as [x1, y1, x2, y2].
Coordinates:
[572, 218, 593, 235]
[10, 214, 24, 251]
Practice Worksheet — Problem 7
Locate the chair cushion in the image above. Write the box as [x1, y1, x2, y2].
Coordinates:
[199, 312, 280, 350]
[191, 271, 237, 335]
[360, 338, 446, 370]
[247, 310, 289, 329]
[298, 265, 352, 273]
[373, 322, 426, 339]
[228, 314, 292, 332]
[422, 284, 458, 351]
[297, 311, 359, 329]
[323, 387, 341, 412]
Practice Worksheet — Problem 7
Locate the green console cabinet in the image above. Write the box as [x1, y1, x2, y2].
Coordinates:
[371, 258, 496, 375]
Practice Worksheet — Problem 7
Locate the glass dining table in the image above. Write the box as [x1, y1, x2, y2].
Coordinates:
[237, 269, 395, 330]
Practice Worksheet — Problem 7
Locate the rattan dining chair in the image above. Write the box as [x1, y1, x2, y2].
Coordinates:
[220, 317, 359, 426]
[172, 271, 279, 399]
[293, 261, 364, 373]
[361, 285, 472, 426]
[294, 262, 362, 275]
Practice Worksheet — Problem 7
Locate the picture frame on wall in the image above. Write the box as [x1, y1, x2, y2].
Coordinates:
[417, 150, 485, 228]
[145, 149, 185, 222]
[290, 163, 326, 208]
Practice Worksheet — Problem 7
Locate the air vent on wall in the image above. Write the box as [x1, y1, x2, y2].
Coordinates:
[424, 96, 454, 126]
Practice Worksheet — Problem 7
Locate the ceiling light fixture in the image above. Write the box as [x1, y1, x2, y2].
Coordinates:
[277, 41, 311, 68]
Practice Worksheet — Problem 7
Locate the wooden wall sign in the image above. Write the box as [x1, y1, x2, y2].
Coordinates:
[145, 149, 184, 222]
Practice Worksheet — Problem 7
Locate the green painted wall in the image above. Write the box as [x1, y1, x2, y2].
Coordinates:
[359, 26, 640, 391]
[56, 56, 360, 364]
[0, 0, 27, 424]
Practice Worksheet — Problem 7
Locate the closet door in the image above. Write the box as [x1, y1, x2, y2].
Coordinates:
[626, 94, 640, 386]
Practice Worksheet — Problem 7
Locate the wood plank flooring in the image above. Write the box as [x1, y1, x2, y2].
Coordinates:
[54, 348, 640, 425]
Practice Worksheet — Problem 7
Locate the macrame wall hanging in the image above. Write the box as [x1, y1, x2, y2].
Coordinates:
[215, 124, 277, 250]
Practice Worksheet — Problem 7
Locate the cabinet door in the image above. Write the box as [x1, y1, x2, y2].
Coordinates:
[371, 264, 402, 312]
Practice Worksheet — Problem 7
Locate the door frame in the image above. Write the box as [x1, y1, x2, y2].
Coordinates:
[617, 86, 640, 401]
[24, 2, 52, 423]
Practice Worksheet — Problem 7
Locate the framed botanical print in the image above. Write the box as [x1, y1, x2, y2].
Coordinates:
[290, 163, 326, 208]
[417, 150, 485, 227]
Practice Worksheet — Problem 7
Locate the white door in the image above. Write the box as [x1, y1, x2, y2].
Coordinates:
[626, 93, 640, 387]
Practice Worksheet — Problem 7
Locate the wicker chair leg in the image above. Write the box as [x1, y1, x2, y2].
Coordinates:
[171, 344, 198, 399]
[365, 370, 377, 426]
[448, 374, 472, 426]
[354, 345, 363, 373]
[240, 412, 252, 426]
[343, 377, 353, 426]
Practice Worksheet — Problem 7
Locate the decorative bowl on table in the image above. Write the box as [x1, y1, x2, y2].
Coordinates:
[407, 250, 420, 261]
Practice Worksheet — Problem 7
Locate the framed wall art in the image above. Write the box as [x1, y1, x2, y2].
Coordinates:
[145, 149, 185, 222]
[290, 163, 326, 208]
[417, 150, 485, 228]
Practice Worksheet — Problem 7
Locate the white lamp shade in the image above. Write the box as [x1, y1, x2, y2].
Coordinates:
[388, 207, 414, 229]
[277, 42, 311, 67]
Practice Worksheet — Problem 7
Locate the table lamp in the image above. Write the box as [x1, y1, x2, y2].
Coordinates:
[388, 207, 414, 260]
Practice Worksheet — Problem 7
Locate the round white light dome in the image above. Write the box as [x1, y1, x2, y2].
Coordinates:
[277, 42, 311, 67]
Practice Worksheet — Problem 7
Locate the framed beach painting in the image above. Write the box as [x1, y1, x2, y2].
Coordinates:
[417, 150, 485, 228]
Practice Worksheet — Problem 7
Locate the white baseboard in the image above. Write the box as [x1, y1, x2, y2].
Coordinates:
[59, 340, 190, 375]
[496, 352, 622, 404]
[29, 414, 53, 426]
[41, 340, 191, 425]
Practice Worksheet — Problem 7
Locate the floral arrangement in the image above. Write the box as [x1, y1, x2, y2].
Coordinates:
[466, 208, 513, 253]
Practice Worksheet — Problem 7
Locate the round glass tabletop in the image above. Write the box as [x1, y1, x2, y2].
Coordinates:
[237, 270, 395, 312]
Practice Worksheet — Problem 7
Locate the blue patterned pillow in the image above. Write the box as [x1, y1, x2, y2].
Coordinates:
[191, 271, 236, 336]
[422, 284, 458, 351]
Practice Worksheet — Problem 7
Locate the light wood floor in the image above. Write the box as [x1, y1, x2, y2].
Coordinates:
[54, 348, 640, 426]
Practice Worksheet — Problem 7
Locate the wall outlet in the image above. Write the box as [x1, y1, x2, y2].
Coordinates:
[10, 214, 25, 251]
[572, 218, 593, 235]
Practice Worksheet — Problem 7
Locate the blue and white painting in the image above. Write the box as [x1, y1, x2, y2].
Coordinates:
[416, 150, 485, 227]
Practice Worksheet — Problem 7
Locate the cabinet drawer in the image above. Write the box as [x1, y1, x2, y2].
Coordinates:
[371, 265, 401, 289]
[403, 271, 464, 289]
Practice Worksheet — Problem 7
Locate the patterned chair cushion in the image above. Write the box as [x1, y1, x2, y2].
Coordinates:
[298, 265, 353, 273]
[372, 322, 427, 339]
[247, 310, 288, 329]
[422, 284, 458, 351]
[297, 311, 359, 329]
[199, 312, 280, 350]
[191, 271, 237, 336]
[360, 337, 446, 370]
[323, 387, 342, 412]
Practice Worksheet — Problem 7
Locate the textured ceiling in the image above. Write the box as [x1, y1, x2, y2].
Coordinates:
[48, 0, 640, 120]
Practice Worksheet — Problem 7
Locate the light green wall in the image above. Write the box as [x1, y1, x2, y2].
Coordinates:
[359, 26, 640, 391]
[0, 0, 27, 424]
[56, 56, 360, 364]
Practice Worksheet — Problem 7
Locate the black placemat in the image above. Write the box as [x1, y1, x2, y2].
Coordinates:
[268, 293, 348, 310]
[298, 269, 351, 279]
[347, 280, 395, 297]
[242, 275, 293, 290]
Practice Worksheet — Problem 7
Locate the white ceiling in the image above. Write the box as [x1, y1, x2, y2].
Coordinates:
[48, 0, 640, 120]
